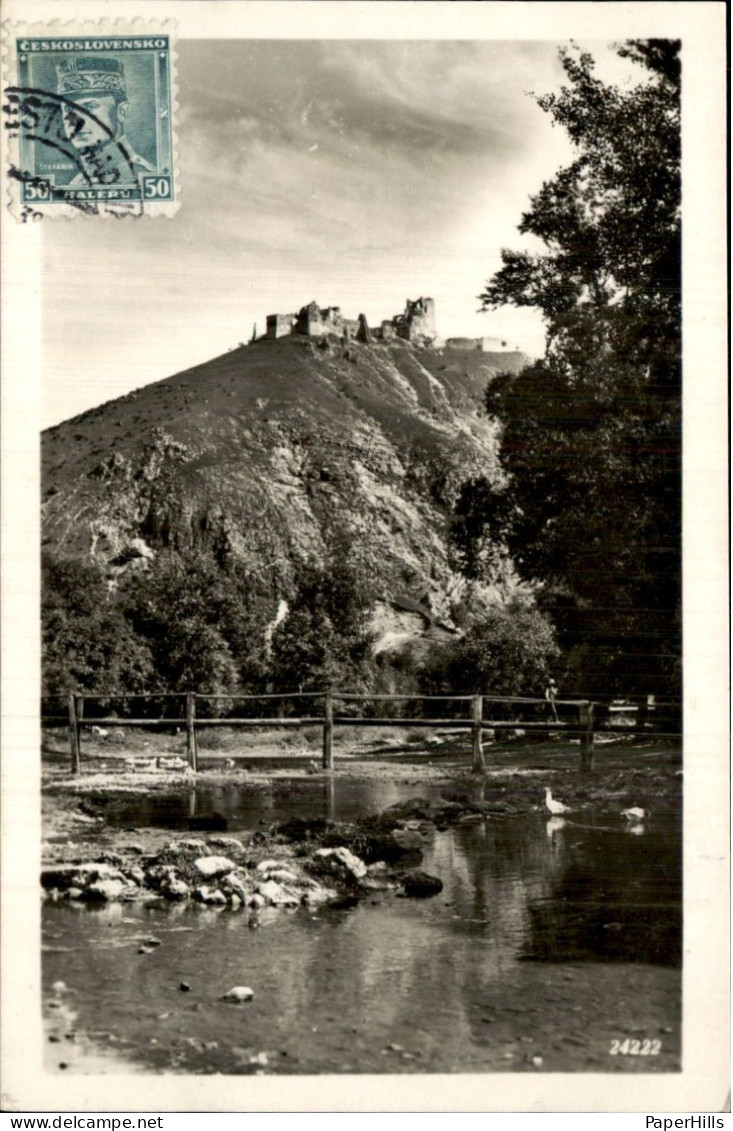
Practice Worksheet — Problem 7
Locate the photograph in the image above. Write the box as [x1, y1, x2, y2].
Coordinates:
[1, 0, 728, 1116]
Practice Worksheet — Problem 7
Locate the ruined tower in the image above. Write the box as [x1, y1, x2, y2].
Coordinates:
[402, 297, 436, 343]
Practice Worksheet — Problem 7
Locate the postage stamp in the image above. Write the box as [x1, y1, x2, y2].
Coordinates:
[2, 22, 178, 218]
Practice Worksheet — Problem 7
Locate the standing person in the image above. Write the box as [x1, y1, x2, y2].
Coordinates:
[545, 678, 559, 722]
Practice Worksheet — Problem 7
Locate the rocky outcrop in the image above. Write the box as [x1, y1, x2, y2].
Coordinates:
[41, 336, 529, 631]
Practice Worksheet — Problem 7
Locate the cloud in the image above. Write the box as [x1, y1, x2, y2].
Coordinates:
[41, 39, 586, 425]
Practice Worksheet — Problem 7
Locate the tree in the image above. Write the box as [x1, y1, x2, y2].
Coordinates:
[120, 551, 267, 695]
[421, 600, 559, 698]
[269, 558, 376, 693]
[42, 553, 154, 698]
[473, 40, 681, 698]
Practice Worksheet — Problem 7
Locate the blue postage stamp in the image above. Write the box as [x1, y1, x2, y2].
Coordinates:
[2, 23, 178, 217]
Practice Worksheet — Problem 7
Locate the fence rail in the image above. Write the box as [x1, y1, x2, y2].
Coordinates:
[43, 690, 680, 777]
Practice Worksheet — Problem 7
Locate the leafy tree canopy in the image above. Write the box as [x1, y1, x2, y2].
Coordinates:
[120, 551, 271, 695]
[42, 554, 154, 699]
[269, 556, 377, 694]
[472, 40, 681, 698]
[421, 600, 559, 698]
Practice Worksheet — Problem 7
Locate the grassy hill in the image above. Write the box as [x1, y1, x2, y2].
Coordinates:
[42, 336, 528, 634]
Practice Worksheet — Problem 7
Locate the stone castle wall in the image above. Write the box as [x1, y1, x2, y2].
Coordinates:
[264, 297, 439, 345]
[444, 335, 520, 353]
[263, 298, 517, 352]
[266, 312, 296, 338]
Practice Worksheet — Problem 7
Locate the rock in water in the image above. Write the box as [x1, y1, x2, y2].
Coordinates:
[194, 856, 236, 879]
[313, 846, 367, 880]
[85, 879, 127, 902]
[403, 871, 443, 899]
[162, 878, 190, 900]
[222, 986, 254, 1003]
[256, 880, 299, 906]
[193, 885, 228, 905]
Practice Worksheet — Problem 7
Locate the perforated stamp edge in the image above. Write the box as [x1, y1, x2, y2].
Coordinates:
[1, 18, 180, 220]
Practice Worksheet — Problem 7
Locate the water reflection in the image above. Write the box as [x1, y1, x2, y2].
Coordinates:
[104, 778, 453, 832]
[545, 817, 566, 838]
[522, 816, 681, 966]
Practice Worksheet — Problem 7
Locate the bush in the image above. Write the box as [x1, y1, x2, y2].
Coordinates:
[420, 600, 559, 697]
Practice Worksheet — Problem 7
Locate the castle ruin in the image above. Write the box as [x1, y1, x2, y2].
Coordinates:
[263, 297, 519, 353]
[265, 297, 437, 346]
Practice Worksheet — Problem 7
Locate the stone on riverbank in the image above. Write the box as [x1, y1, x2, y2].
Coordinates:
[194, 856, 236, 879]
[256, 858, 290, 873]
[174, 839, 208, 854]
[222, 986, 253, 1003]
[41, 862, 126, 891]
[263, 868, 299, 884]
[220, 872, 249, 901]
[193, 885, 228, 905]
[85, 879, 128, 901]
[161, 877, 190, 900]
[312, 846, 367, 880]
[301, 887, 339, 907]
[208, 836, 246, 854]
[256, 880, 299, 906]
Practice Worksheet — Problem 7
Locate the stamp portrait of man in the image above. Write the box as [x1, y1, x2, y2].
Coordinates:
[58, 55, 155, 187]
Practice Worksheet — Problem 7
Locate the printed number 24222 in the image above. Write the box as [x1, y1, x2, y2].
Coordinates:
[610, 1038, 661, 1056]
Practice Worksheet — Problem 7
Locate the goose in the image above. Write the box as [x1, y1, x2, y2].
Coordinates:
[621, 807, 646, 822]
[544, 788, 572, 816]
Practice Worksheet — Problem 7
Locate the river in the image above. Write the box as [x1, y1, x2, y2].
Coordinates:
[43, 777, 681, 1074]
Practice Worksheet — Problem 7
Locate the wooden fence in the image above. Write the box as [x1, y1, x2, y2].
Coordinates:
[47, 689, 603, 775]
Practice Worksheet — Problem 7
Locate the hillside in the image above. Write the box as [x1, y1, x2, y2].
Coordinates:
[42, 336, 528, 642]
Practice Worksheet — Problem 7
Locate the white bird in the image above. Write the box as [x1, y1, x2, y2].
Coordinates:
[544, 788, 572, 815]
[621, 807, 646, 822]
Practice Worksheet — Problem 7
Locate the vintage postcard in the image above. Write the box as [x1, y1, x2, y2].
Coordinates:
[0, 0, 728, 1118]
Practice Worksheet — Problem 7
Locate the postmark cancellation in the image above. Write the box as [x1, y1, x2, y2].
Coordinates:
[1, 20, 178, 218]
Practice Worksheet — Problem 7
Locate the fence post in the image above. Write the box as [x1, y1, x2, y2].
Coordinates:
[579, 701, 595, 771]
[68, 692, 81, 774]
[471, 694, 485, 772]
[322, 692, 334, 771]
[186, 692, 198, 772]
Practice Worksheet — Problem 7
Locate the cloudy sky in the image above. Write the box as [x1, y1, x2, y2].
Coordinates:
[40, 36, 634, 427]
